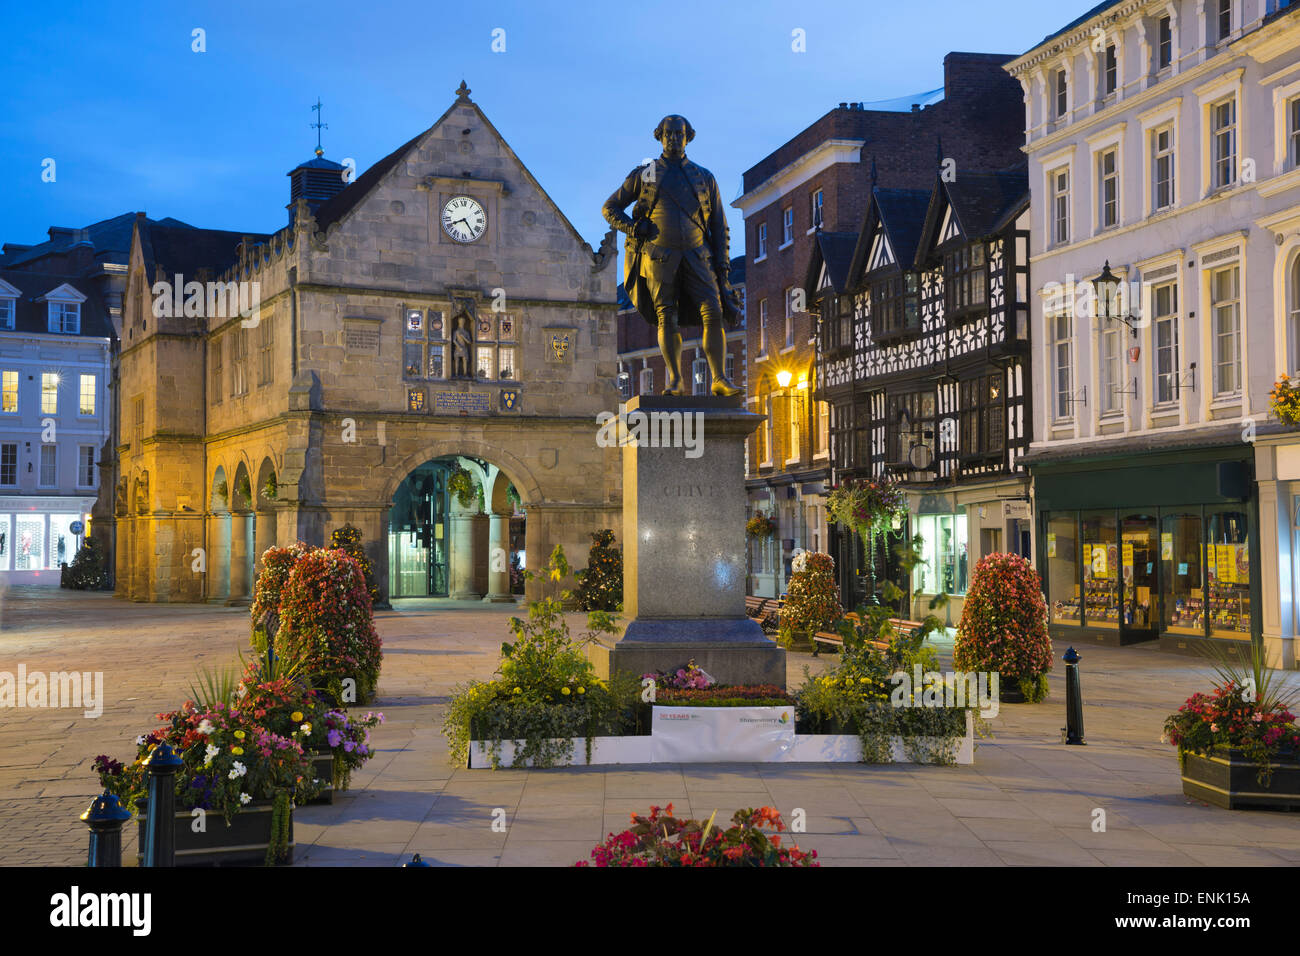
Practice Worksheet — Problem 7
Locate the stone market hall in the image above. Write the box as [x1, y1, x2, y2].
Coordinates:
[100, 84, 622, 604]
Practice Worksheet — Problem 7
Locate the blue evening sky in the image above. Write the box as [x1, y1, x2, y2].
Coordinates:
[0, 0, 1083, 255]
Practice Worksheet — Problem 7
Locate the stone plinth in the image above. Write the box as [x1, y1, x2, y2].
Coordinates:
[590, 395, 786, 688]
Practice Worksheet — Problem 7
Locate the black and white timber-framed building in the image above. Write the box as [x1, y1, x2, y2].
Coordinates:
[811, 169, 1034, 619]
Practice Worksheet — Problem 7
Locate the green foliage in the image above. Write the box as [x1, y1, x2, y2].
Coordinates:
[263, 473, 278, 500]
[186, 662, 242, 711]
[796, 601, 969, 765]
[573, 529, 623, 612]
[443, 545, 639, 768]
[60, 536, 107, 590]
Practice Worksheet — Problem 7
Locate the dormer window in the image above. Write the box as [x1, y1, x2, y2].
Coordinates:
[50, 302, 80, 334]
[38, 283, 86, 334]
[0, 279, 19, 331]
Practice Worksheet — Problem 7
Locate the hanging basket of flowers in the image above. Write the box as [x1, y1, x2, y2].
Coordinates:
[746, 512, 776, 539]
[1269, 374, 1300, 426]
[447, 466, 479, 508]
[825, 478, 906, 540]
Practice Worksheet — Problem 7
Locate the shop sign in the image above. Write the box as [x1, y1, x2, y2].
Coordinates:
[1003, 499, 1031, 520]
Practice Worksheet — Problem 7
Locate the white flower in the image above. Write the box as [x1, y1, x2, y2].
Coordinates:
[135, 735, 146, 746]
[236, 683, 247, 700]
[204, 744, 219, 764]
[300, 723, 312, 735]
[239, 792, 252, 805]
[228, 761, 247, 780]
[197, 719, 215, 735]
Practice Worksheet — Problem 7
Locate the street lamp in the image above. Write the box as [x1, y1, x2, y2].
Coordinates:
[1095, 261, 1138, 336]
[776, 369, 793, 389]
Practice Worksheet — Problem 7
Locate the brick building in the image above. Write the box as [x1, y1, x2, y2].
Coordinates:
[734, 51, 1026, 598]
[615, 256, 746, 402]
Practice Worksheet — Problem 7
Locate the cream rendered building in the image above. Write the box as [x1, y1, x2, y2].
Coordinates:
[1008, 0, 1300, 665]
[102, 84, 622, 604]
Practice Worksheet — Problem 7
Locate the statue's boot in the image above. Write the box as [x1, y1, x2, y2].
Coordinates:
[702, 316, 742, 397]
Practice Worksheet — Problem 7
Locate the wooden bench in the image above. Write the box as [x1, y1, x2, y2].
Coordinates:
[758, 599, 785, 633]
[745, 596, 768, 621]
[812, 617, 927, 656]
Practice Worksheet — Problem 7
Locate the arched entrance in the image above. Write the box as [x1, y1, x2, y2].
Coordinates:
[387, 454, 524, 601]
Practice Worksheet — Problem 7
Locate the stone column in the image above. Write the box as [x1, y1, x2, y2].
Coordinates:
[591, 395, 786, 687]
[449, 499, 482, 600]
[254, 508, 277, 573]
[228, 511, 253, 606]
[208, 511, 231, 605]
[483, 510, 515, 603]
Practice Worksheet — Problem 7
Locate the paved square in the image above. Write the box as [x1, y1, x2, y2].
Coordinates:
[2, 586, 1298, 867]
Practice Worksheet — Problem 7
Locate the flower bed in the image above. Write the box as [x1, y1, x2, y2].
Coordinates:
[576, 805, 817, 867]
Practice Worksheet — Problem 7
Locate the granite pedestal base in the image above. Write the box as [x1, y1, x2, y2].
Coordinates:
[592, 619, 787, 688]
[599, 394, 785, 688]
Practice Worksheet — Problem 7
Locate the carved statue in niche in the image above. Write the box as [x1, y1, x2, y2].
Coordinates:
[451, 313, 473, 378]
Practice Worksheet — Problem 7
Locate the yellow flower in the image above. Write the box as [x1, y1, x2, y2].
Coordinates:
[512, 687, 521, 694]
[561, 687, 571, 696]
[233, 730, 246, 740]
[291, 711, 303, 722]
[577, 687, 585, 695]
[231, 746, 244, 755]
[859, 677, 869, 684]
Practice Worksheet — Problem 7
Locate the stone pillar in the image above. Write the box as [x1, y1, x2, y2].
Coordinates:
[208, 511, 231, 604]
[227, 511, 253, 606]
[484, 511, 515, 603]
[591, 396, 786, 687]
[449, 500, 482, 600]
[254, 508, 277, 574]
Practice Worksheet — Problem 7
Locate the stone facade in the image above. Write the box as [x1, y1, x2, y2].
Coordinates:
[104, 86, 622, 604]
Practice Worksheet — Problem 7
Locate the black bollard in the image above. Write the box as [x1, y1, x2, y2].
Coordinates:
[1063, 646, 1086, 745]
[142, 743, 184, 867]
[81, 791, 132, 867]
[403, 853, 432, 867]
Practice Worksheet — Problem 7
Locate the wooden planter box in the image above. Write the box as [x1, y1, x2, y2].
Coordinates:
[135, 799, 295, 866]
[1181, 748, 1300, 811]
[305, 750, 334, 805]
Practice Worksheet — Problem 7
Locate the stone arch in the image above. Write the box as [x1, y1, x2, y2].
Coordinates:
[230, 461, 254, 513]
[383, 438, 541, 508]
[1273, 236, 1300, 379]
[210, 465, 229, 512]
[255, 457, 279, 509]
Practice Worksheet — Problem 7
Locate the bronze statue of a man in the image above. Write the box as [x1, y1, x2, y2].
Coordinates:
[603, 115, 742, 397]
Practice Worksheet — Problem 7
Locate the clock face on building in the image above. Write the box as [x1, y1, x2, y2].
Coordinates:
[441, 195, 486, 243]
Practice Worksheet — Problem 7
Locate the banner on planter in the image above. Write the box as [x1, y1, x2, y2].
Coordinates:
[652, 706, 796, 762]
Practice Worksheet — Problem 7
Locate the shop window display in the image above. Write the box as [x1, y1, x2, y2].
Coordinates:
[1206, 510, 1251, 640]
[1046, 513, 1081, 625]
[1081, 512, 1119, 628]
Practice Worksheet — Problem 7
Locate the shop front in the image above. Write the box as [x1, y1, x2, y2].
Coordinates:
[1033, 445, 1258, 655]
[0, 496, 96, 585]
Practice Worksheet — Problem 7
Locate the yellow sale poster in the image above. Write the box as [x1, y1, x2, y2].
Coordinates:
[1218, 545, 1236, 584]
[1122, 543, 1134, 569]
[1161, 533, 1173, 561]
[1047, 533, 1056, 558]
[1205, 544, 1216, 580]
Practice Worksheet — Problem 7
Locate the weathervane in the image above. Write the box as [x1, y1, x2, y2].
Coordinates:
[310, 98, 327, 155]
